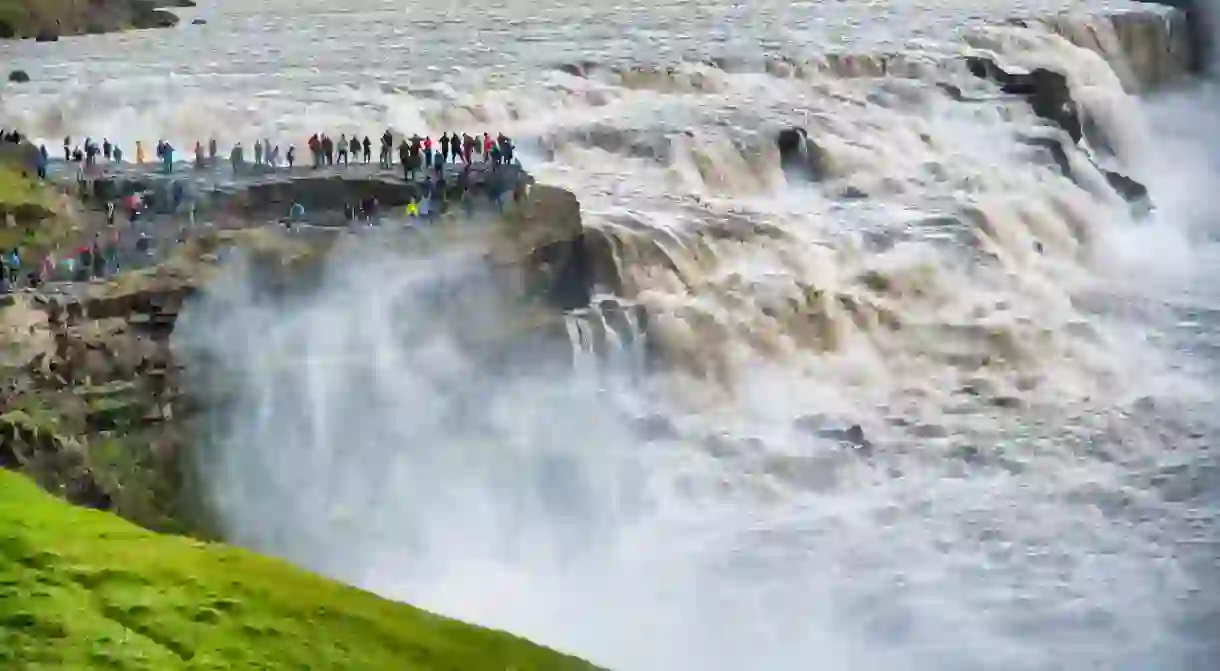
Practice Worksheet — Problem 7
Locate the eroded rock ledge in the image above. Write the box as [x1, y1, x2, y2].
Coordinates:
[0, 0, 187, 41]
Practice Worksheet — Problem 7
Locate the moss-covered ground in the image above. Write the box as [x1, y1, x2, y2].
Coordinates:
[0, 468, 602, 670]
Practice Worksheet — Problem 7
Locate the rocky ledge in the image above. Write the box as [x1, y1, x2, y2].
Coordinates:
[0, 0, 189, 41]
[2, 156, 624, 534]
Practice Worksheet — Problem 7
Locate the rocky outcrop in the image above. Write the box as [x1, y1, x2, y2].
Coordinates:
[89, 163, 531, 217]
[963, 55, 1154, 214]
[966, 57, 1082, 143]
[1022, 135, 1152, 216]
[0, 170, 614, 531]
[776, 127, 828, 182]
[8, 70, 29, 83]
[1133, 0, 1212, 73]
[500, 185, 620, 310]
[0, 231, 319, 533]
[0, 0, 181, 41]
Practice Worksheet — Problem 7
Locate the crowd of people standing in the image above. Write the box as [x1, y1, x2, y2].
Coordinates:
[41, 129, 517, 181]
[11, 126, 523, 292]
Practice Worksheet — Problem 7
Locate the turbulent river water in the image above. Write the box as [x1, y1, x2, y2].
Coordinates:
[4, 1, 1220, 669]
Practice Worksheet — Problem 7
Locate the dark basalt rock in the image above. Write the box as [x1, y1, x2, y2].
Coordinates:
[8, 70, 29, 83]
[134, 9, 180, 29]
[776, 126, 828, 182]
[967, 57, 1081, 144]
[34, 30, 60, 42]
[191, 18, 207, 25]
[1023, 135, 1153, 217]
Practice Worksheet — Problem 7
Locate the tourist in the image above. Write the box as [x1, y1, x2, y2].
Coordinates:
[398, 140, 410, 180]
[349, 135, 360, 165]
[107, 229, 121, 273]
[102, 139, 112, 161]
[254, 139, 263, 167]
[362, 135, 371, 164]
[63, 136, 71, 161]
[286, 145, 295, 169]
[322, 134, 334, 166]
[91, 235, 104, 278]
[267, 144, 280, 169]
[440, 133, 450, 165]
[231, 142, 244, 172]
[135, 140, 145, 165]
[35, 145, 49, 180]
[106, 201, 116, 226]
[161, 141, 174, 174]
[450, 131, 460, 163]
[338, 134, 349, 166]
[423, 135, 433, 171]
[113, 145, 123, 163]
[195, 141, 205, 169]
[8, 248, 20, 285]
[263, 139, 272, 166]
[208, 137, 218, 164]
[380, 129, 393, 168]
[308, 134, 321, 168]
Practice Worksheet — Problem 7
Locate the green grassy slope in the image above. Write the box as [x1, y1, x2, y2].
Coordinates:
[0, 469, 603, 670]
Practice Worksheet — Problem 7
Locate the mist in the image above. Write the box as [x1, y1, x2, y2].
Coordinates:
[173, 199, 1216, 671]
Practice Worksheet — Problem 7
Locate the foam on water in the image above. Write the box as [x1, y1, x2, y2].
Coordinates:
[7, 1, 1220, 669]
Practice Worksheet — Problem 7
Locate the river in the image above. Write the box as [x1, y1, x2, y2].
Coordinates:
[2, 1, 1218, 669]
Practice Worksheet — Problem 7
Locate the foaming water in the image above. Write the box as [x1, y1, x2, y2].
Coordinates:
[10, 0, 1220, 668]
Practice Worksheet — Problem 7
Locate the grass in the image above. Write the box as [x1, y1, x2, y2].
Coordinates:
[0, 469, 603, 671]
[0, 0, 90, 37]
[0, 163, 78, 254]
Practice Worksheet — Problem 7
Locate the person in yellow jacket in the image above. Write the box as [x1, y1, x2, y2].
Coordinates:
[135, 140, 145, 165]
[405, 199, 419, 217]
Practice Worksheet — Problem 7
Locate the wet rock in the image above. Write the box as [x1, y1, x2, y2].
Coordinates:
[1021, 135, 1153, 216]
[34, 30, 59, 42]
[7, 70, 28, 83]
[191, 18, 207, 25]
[1104, 169, 1150, 205]
[555, 62, 598, 78]
[776, 126, 828, 182]
[634, 414, 678, 442]
[0, 20, 14, 38]
[1134, 0, 1212, 73]
[171, 0, 198, 6]
[966, 57, 1081, 144]
[133, 9, 180, 30]
[515, 185, 619, 310]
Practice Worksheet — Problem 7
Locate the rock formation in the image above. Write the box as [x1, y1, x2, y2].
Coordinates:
[776, 126, 828, 182]
[1134, 0, 1212, 73]
[0, 0, 182, 41]
[966, 57, 1082, 143]
[0, 157, 617, 532]
[8, 70, 29, 83]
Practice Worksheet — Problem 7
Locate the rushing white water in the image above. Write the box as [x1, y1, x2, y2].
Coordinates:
[7, 1, 1220, 669]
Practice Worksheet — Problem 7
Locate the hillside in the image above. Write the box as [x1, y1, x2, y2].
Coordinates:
[0, 468, 603, 670]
